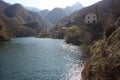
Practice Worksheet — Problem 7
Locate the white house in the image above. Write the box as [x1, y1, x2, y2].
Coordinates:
[85, 12, 97, 24]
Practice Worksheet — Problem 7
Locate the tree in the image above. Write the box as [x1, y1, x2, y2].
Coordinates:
[65, 25, 80, 45]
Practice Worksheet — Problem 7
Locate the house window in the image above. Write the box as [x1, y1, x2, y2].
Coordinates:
[88, 16, 90, 19]
[93, 20, 96, 23]
[88, 21, 90, 23]
[93, 16, 96, 18]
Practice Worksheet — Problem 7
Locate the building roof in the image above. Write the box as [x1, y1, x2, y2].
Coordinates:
[85, 12, 97, 16]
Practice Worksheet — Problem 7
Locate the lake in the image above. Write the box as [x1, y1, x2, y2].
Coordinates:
[0, 37, 83, 80]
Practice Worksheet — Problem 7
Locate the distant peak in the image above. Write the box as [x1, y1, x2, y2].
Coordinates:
[44, 9, 49, 11]
[52, 7, 63, 11]
[0, 0, 10, 6]
[0, 0, 6, 3]
[70, 2, 83, 11]
[66, 6, 71, 8]
[10, 3, 25, 10]
[53, 7, 63, 9]
[13, 3, 22, 7]
[75, 2, 81, 4]
[72, 2, 83, 7]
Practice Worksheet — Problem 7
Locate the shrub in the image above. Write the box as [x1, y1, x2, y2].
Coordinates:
[64, 25, 80, 45]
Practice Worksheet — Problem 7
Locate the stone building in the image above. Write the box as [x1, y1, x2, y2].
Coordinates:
[84, 12, 97, 24]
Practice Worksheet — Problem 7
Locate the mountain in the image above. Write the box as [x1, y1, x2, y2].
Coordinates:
[76, 0, 119, 26]
[64, 2, 83, 15]
[23, 2, 83, 26]
[54, 0, 114, 30]
[4, 3, 52, 28]
[65, 2, 83, 14]
[39, 9, 49, 16]
[51, 0, 120, 40]
[0, 0, 9, 11]
[72, 2, 83, 11]
[0, 0, 83, 40]
[4, 4, 33, 23]
[40, 2, 83, 25]
[49, 0, 120, 79]
[0, 15, 11, 41]
[0, 0, 52, 40]
[25, 7, 41, 12]
[82, 18, 120, 80]
[45, 8, 68, 24]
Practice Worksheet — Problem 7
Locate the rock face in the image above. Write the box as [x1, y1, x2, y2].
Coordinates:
[82, 19, 120, 80]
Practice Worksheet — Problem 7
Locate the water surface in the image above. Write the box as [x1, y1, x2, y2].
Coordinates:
[0, 37, 83, 80]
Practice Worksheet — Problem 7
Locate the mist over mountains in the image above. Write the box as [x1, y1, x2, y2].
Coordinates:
[27, 2, 83, 25]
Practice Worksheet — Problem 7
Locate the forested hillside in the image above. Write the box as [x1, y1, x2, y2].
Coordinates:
[0, 0, 52, 40]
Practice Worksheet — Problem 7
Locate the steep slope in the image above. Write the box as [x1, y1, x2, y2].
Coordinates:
[52, 0, 120, 41]
[25, 7, 41, 12]
[71, 2, 83, 11]
[0, 0, 53, 40]
[80, 0, 120, 79]
[55, 0, 108, 26]
[4, 3, 32, 23]
[39, 2, 83, 25]
[28, 11, 52, 28]
[64, 2, 83, 15]
[45, 8, 67, 25]
[0, 0, 9, 12]
[8, 19, 38, 37]
[4, 3, 52, 28]
[0, 15, 11, 41]
[60, 0, 120, 27]
[39, 9, 49, 16]
[82, 18, 120, 80]
[0, 12, 36, 39]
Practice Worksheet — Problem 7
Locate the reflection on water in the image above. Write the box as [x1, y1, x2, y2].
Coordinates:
[0, 37, 83, 80]
[61, 43, 83, 80]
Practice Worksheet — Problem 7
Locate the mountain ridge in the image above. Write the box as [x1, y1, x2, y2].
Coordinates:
[39, 2, 83, 25]
[0, 0, 53, 40]
[0, 0, 83, 40]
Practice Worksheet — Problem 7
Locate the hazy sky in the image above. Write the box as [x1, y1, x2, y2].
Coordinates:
[3, 0, 101, 10]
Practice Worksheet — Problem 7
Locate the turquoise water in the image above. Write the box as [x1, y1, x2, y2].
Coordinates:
[0, 37, 83, 80]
